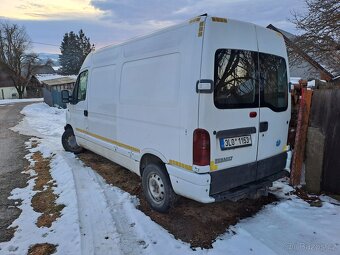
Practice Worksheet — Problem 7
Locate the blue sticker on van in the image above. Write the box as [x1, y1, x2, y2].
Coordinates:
[276, 140, 281, 147]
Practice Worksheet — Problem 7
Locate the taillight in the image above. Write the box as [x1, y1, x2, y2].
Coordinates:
[193, 128, 210, 166]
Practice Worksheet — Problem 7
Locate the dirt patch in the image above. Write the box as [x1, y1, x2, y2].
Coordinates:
[293, 187, 322, 207]
[79, 151, 278, 248]
[28, 243, 57, 255]
[31, 152, 65, 228]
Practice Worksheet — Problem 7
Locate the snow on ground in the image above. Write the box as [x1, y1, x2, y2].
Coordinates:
[1, 102, 340, 255]
[0, 98, 43, 105]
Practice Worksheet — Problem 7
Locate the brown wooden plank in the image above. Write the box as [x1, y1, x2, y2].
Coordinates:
[290, 89, 313, 186]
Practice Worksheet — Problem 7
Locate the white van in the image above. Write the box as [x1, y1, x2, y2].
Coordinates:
[61, 15, 291, 212]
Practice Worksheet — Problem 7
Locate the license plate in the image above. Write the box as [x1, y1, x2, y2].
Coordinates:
[220, 135, 252, 150]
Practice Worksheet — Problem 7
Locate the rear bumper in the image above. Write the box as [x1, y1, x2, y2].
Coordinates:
[211, 170, 289, 202]
[210, 152, 288, 195]
[166, 152, 289, 203]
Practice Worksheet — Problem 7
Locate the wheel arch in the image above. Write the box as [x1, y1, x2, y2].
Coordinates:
[139, 150, 168, 177]
[64, 124, 73, 131]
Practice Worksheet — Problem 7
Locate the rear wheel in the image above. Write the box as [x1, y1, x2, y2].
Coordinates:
[142, 163, 177, 213]
[62, 128, 84, 154]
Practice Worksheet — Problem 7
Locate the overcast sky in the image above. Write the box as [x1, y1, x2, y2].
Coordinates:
[0, 0, 307, 54]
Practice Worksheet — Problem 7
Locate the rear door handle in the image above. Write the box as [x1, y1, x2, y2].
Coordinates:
[259, 121, 268, 132]
[84, 110, 88, 117]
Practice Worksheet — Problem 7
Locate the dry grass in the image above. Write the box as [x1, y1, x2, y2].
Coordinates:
[28, 243, 57, 255]
[31, 152, 65, 228]
[30, 140, 39, 149]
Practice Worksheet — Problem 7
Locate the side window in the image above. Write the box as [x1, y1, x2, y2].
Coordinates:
[77, 70, 88, 102]
[214, 49, 258, 109]
[259, 53, 288, 112]
[71, 70, 88, 104]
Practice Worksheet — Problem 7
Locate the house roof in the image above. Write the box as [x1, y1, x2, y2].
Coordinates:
[0, 62, 59, 88]
[267, 24, 335, 81]
[32, 64, 56, 75]
[36, 74, 77, 83]
[42, 76, 76, 86]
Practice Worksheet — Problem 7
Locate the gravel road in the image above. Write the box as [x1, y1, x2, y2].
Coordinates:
[0, 103, 30, 242]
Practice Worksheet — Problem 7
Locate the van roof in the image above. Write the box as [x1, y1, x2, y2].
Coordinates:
[94, 15, 279, 54]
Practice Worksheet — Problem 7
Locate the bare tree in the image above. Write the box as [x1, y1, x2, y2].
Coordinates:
[291, 0, 340, 75]
[0, 22, 39, 98]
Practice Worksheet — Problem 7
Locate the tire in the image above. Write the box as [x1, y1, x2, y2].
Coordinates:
[62, 128, 84, 154]
[142, 163, 177, 213]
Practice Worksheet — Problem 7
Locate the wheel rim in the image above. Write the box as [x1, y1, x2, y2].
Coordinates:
[148, 173, 165, 203]
[67, 134, 79, 150]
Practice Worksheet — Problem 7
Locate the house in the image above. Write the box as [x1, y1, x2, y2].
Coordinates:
[0, 64, 56, 99]
[267, 24, 337, 82]
[0, 65, 27, 99]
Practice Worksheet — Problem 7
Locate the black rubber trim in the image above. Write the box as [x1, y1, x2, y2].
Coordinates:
[210, 152, 287, 195]
[257, 152, 287, 180]
[212, 170, 289, 202]
[259, 121, 268, 132]
[196, 79, 214, 93]
[216, 127, 256, 139]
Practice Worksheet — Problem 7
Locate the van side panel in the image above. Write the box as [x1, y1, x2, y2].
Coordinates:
[118, 23, 202, 169]
[118, 53, 181, 163]
[82, 22, 202, 174]
[87, 64, 118, 152]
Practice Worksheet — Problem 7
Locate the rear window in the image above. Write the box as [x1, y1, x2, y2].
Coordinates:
[214, 49, 288, 112]
[214, 49, 258, 109]
[259, 53, 288, 112]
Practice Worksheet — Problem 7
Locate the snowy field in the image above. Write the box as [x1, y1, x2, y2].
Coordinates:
[1, 102, 340, 255]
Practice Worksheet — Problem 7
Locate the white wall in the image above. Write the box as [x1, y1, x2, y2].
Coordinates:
[0, 87, 27, 99]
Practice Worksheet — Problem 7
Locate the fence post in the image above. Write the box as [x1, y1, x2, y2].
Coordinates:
[290, 88, 313, 186]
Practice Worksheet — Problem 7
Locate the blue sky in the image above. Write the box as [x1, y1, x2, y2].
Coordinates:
[0, 0, 307, 54]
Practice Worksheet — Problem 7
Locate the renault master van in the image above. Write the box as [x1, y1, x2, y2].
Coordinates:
[61, 15, 291, 212]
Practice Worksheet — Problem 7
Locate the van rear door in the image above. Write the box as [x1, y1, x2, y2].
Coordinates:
[255, 27, 290, 178]
[198, 19, 260, 185]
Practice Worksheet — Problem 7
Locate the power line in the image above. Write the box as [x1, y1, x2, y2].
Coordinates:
[31, 41, 59, 47]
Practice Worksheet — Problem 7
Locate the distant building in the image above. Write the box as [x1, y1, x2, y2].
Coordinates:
[0, 64, 56, 99]
[39, 76, 76, 108]
[267, 24, 337, 82]
[0, 65, 26, 99]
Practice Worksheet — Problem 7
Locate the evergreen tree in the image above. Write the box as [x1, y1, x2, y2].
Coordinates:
[59, 30, 93, 75]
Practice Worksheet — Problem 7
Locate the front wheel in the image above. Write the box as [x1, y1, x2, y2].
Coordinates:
[142, 163, 177, 213]
[61, 128, 84, 154]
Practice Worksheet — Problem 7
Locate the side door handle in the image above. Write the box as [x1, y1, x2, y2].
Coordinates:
[84, 110, 88, 117]
[259, 121, 268, 132]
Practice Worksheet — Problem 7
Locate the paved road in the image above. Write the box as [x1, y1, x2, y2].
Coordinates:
[0, 103, 30, 242]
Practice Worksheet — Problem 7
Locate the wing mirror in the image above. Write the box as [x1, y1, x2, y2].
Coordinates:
[61, 90, 72, 103]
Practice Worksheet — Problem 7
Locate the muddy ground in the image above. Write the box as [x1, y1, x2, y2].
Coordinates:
[78, 151, 278, 249]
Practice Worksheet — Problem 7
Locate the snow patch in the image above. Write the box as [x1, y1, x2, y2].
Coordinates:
[0, 98, 43, 105]
[2, 102, 340, 255]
